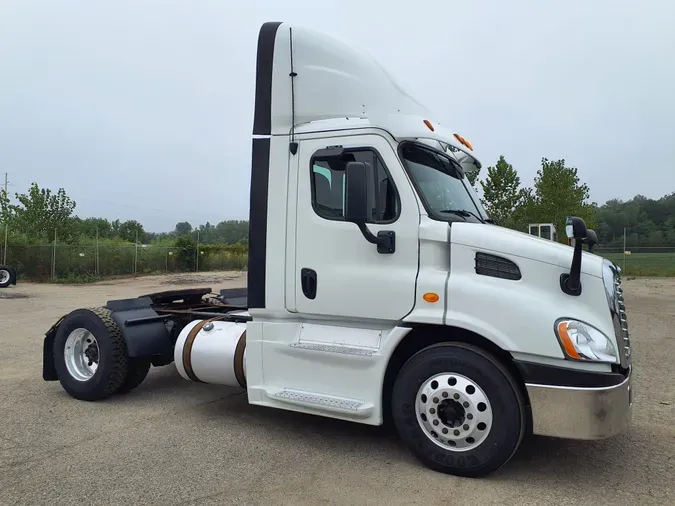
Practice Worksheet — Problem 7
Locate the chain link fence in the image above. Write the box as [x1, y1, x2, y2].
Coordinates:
[2, 242, 674, 282]
[0, 243, 247, 282]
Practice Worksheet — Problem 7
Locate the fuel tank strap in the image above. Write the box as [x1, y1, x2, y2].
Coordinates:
[233, 330, 247, 388]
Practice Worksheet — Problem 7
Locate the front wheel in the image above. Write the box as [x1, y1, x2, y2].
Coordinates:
[391, 342, 527, 477]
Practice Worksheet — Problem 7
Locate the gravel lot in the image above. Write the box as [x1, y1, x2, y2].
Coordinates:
[1, 272, 674, 505]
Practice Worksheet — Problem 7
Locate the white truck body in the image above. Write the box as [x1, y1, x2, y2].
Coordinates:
[43, 21, 632, 477]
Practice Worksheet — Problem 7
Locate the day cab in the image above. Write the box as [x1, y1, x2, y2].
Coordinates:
[42, 21, 633, 478]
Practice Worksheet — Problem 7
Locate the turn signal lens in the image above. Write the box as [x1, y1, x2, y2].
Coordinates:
[555, 319, 618, 363]
[423, 119, 435, 132]
[423, 292, 439, 303]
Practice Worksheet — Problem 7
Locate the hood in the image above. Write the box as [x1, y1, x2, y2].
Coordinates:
[450, 222, 605, 278]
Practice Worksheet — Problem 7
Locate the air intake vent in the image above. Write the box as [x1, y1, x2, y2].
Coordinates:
[475, 252, 522, 280]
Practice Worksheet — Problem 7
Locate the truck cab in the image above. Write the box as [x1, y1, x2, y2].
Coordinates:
[42, 21, 632, 478]
[528, 223, 557, 242]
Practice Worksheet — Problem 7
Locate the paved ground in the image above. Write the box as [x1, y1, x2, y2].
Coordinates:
[1, 272, 674, 505]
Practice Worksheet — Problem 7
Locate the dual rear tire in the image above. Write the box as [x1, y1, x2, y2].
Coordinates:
[0, 265, 16, 288]
[391, 342, 527, 478]
[52, 307, 151, 401]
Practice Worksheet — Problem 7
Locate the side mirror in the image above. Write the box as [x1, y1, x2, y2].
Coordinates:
[344, 160, 396, 254]
[344, 161, 369, 224]
[585, 229, 598, 253]
[565, 216, 588, 241]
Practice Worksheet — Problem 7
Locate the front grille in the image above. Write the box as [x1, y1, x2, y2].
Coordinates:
[613, 272, 632, 367]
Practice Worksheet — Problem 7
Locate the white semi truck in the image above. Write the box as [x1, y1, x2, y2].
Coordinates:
[41, 22, 632, 477]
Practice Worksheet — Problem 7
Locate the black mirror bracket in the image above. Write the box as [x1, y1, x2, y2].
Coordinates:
[355, 222, 396, 254]
[560, 216, 586, 296]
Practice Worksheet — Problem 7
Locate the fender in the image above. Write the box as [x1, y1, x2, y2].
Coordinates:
[375, 321, 526, 425]
[42, 297, 174, 382]
[104, 297, 174, 358]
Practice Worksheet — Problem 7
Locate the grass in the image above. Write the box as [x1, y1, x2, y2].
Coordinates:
[597, 252, 675, 277]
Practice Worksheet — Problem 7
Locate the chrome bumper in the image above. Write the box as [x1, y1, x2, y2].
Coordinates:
[526, 367, 632, 439]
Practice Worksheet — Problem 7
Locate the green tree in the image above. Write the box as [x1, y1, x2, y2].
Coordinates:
[0, 187, 10, 225]
[479, 155, 523, 227]
[117, 220, 146, 243]
[465, 166, 480, 187]
[174, 221, 193, 236]
[9, 182, 77, 241]
[528, 158, 596, 243]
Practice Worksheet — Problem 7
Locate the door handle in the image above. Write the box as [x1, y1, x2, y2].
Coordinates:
[301, 268, 317, 300]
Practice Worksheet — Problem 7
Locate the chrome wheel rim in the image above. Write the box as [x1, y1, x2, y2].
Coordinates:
[0, 269, 10, 284]
[415, 372, 493, 452]
[64, 328, 100, 381]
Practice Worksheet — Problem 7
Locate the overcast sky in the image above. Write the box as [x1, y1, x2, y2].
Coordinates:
[1, 0, 673, 232]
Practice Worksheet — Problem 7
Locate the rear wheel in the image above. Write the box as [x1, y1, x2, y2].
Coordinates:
[118, 358, 151, 394]
[0, 266, 11, 288]
[391, 342, 526, 478]
[53, 307, 130, 401]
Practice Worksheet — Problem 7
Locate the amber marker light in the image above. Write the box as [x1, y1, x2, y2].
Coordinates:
[423, 119, 435, 131]
[423, 292, 440, 303]
[453, 133, 474, 151]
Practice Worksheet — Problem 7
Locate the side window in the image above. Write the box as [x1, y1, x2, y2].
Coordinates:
[540, 225, 551, 240]
[310, 148, 399, 223]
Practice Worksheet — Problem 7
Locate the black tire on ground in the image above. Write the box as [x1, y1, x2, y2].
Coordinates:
[0, 266, 12, 288]
[52, 307, 130, 401]
[118, 358, 151, 394]
[391, 342, 527, 478]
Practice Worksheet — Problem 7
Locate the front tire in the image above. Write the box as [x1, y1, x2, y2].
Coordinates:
[53, 307, 130, 401]
[391, 342, 526, 478]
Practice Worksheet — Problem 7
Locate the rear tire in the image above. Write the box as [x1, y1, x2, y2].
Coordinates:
[0, 266, 11, 288]
[391, 342, 526, 478]
[118, 358, 151, 394]
[53, 307, 130, 401]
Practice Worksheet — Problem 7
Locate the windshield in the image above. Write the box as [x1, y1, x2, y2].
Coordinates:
[399, 141, 487, 223]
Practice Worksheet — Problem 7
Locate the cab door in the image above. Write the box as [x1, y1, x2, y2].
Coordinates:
[293, 133, 420, 322]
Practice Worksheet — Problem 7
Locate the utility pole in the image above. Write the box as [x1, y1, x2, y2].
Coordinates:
[2, 173, 9, 265]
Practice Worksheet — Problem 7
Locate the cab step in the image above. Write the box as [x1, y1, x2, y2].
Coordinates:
[265, 387, 374, 418]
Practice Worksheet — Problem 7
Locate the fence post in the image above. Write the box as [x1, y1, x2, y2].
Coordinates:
[623, 227, 627, 274]
[95, 228, 100, 277]
[196, 230, 200, 272]
[2, 223, 7, 265]
[133, 229, 138, 277]
[2, 173, 8, 265]
[51, 228, 57, 281]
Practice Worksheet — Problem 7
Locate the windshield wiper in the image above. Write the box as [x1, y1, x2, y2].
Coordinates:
[439, 209, 485, 223]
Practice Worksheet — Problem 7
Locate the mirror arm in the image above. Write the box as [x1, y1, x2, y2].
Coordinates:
[355, 222, 379, 244]
[354, 222, 396, 254]
[560, 240, 583, 296]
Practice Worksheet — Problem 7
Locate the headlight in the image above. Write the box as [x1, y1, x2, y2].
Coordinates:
[555, 319, 619, 363]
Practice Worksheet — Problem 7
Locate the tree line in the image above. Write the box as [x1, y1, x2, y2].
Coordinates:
[2, 162, 674, 251]
[0, 182, 249, 248]
[466, 156, 675, 248]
